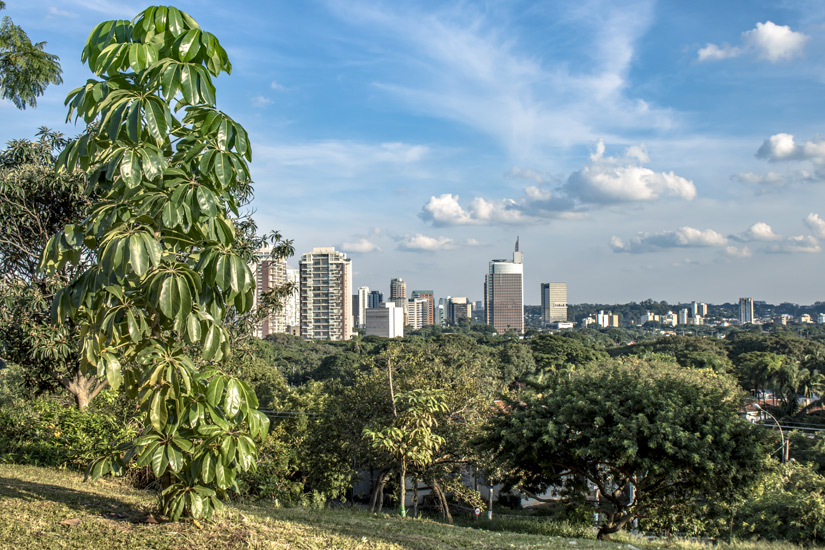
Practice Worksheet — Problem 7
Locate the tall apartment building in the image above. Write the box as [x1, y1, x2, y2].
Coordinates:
[540, 282, 568, 326]
[299, 247, 352, 341]
[691, 301, 708, 317]
[406, 297, 430, 330]
[484, 240, 524, 334]
[365, 302, 404, 338]
[250, 248, 298, 338]
[284, 267, 300, 329]
[739, 297, 754, 325]
[411, 290, 434, 325]
[390, 278, 407, 303]
[368, 290, 384, 309]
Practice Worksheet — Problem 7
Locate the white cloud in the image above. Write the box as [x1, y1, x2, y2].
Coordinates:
[804, 213, 825, 239]
[271, 80, 286, 90]
[48, 6, 78, 17]
[421, 141, 693, 226]
[610, 227, 728, 254]
[698, 21, 808, 63]
[252, 96, 273, 107]
[725, 245, 752, 258]
[564, 140, 696, 203]
[397, 234, 457, 252]
[697, 43, 741, 62]
[328, 1, 674, 155]
[744, 21, 809, 62]
[765, 235, 821, 254]
[740, 222, 782, 241]
[257, 140, 428, 170]
[756, 133, 825, 163]
[339, 238, 382, 253]
[509, 166, 545, 184]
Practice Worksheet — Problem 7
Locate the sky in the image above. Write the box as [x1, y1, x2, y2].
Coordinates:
[3, 0, 825, 305]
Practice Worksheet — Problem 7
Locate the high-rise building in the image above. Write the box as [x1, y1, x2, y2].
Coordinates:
[299, 247, 352, 341]
[411, 290, 434, 325]
[447, 296, 473, 324]
[368, 290, 384, 309]
[540, 282, 567, 326]
[484, 240, 524, 334]
[406, 297, 430, 330]
[366, 302, 404, 338]
[739, 297, 754, 325]
[390, 278, 407, 302]
[250, 248, 298, 338]
[690, 301, 708, 317]
[597, 310, 619, 328]
[284, 267, 299, 329]
[678, 308, 689, 325]
[354, 286, 370, 328]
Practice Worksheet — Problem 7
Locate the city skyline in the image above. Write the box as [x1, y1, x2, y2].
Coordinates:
[3, 1, 825, 304]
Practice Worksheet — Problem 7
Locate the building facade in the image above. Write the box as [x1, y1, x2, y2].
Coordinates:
[540, 282, 568, 326]
[368, 290, 384, 309]
[354, 286, 370, 328]
[365, 302, 404, 338]
[411, 290, 434, 326]
[484, 242, 524, 334]
[299, 247, 352, 341]
[250, 248, 298, 338]
[739, 297, 754, 325]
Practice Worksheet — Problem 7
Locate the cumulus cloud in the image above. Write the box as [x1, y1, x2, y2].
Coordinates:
[804, 213, 825, 238]
[739, 222, 782, 241]
[725, 245, 752, 258]
[421, 140, 692, 226]
[765, 235, 821, 254]
[756, 133, 825, 163]
[338, 238, 382, 253]
[271, 80, 286, 90]
[698, 21, 809, 63]
[565, 140, 695, 203]
[396, 234, 457, 252]
[610, 227, 727, 254]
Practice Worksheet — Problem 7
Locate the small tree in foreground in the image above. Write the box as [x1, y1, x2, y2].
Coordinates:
[483, 358, 767, 539]
[41, 6, 268, 520]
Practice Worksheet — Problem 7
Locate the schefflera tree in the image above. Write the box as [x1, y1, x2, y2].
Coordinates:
[40, 6, 269, 520]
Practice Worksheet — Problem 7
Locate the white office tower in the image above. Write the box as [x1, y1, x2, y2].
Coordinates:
[739, 297, 754, 325]
[250, 248, 297, 337]
[678, 308, 689, 325]
[366, 302, 404, 338]
[484, 239, 524, 334]
[406, 297, 430, 330]
[355, 286, 370, 328]
[299, 247, 352, 341]
[540, 282, 568, 326]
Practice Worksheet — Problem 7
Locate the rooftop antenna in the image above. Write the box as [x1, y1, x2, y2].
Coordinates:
[515, 236, 519, 252]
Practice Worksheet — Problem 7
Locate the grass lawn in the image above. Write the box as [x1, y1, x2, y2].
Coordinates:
[0, 464, 806, 549]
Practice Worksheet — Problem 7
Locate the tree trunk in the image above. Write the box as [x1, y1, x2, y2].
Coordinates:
[399, 461, 407, 517]
[369, 470, 390, 513]
[432, 480, 453, 524]
[596, 510, 634, 540]
[60, 371, 107, 410]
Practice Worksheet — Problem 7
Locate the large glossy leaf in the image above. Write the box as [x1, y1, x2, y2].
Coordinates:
[223, 379, 241, 417]
[150, 390, 167, 431]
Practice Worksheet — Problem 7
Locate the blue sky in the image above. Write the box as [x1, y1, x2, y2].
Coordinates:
[3, 0, 825, 305]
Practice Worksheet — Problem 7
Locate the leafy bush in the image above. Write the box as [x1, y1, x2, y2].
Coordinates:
[0, 393, 139, 469]
[736, 462, 825, 544]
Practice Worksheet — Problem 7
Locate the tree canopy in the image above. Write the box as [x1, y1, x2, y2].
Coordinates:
[483, 357, 767, 539]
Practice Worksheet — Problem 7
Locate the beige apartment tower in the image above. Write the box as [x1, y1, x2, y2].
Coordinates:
[299, 247, 352, 341]
[484, 239, 524, 334]
[250, 248, 298, 338]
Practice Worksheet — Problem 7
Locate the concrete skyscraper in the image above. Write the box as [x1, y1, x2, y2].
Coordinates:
[739, 297, 754, 325]
[354, 286, 369, 328]
[484, 239, 524, 334]
[299, 247, 352, 341]
[368, 290, 384, 309]
[540, 282, 567, 326]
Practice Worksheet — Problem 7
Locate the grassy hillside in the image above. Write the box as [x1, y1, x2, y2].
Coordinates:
[0, 464, 804, 549]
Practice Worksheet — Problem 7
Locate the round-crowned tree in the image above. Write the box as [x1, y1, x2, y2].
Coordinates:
[482, 357, 768, 539]
[40, 6, 269, 520]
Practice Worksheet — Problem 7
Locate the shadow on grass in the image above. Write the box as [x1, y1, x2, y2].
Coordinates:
[0, 475, 148, 518]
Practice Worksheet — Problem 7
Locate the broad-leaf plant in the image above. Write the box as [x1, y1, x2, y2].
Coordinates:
[40, 6, 269, 520]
